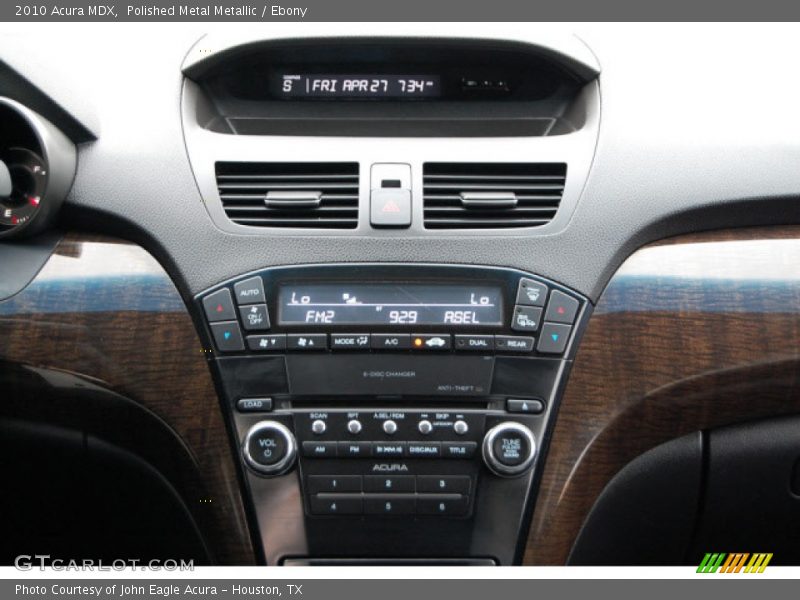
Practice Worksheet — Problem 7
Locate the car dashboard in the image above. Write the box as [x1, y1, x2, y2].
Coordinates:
[1, 23, 799, 567]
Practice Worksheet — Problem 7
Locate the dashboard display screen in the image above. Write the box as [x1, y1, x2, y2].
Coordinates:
[276, 74, 441, 98]
[278, 283, 503, 326]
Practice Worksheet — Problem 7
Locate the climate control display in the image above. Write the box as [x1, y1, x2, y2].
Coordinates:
[278, 283, 503, 327]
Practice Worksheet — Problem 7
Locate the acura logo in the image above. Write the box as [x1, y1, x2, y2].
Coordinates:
[371, 464, 409, 472]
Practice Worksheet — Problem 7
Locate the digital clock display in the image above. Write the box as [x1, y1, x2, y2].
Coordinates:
[278, 283, 503, 326]
[276, 74, 442, 98]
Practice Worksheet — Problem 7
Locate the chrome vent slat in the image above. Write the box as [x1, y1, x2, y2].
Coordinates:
[423, 163, 566, 230]
[424, 207, 558, 215]
[424, 183, 564, 191]
[215, 162, 359, 229]
[218, 182, 358, 191]
[217, 174, 358, 181]
[223, 206, 358, 214]
[424, 174, 565, 182]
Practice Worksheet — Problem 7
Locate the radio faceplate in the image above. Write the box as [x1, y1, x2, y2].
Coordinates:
[195, 264, 590, 565]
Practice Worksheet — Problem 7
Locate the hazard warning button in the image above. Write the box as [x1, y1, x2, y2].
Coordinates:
[370, 189, 412, 228]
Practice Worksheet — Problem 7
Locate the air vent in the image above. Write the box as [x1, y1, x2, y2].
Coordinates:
[215, 162, 359, 229]
[423, 163, 566, 229]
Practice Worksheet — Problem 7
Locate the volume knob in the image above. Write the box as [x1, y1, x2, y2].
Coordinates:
[482, 422, 536, 477]
[242, 420, 297, 476]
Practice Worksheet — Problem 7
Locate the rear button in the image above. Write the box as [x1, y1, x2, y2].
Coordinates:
[495, 335, 534, 353]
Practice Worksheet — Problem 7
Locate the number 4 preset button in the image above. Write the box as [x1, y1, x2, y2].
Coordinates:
[310, 494, 362, 515]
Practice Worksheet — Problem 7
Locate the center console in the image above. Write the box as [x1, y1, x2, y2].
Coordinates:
[196, 264, 590, 564]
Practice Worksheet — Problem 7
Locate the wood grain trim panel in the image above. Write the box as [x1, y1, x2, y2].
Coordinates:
[0, 232, 255, 565]
[524, 226, 800, 565]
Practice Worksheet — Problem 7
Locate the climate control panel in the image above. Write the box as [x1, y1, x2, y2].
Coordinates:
[200, 264, 591, 564]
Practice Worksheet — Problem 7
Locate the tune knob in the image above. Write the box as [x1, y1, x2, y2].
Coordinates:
[242, 420, 297, 476]
[482, 422, 536, 477]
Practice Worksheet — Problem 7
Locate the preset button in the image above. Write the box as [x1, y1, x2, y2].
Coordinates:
[365, 475, 415, 493]
[310, 494, 362, 515]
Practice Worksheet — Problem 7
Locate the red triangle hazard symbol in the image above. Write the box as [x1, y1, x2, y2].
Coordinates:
[382, 200, 401, 213]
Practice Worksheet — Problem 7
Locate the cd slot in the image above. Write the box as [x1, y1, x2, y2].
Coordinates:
[286, 354, 495, 397]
